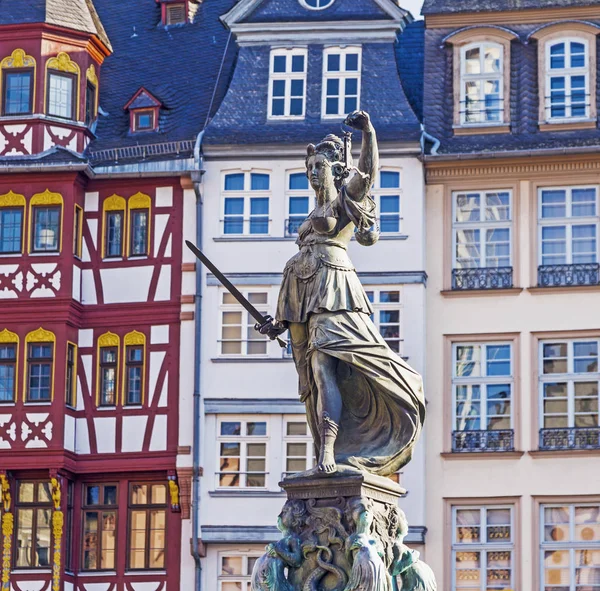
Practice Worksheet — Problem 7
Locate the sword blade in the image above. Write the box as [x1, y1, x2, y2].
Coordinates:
[185, 240, 268, 325]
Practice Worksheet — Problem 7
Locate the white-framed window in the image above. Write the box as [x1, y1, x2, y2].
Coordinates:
[218, 552, 262, 590]
[452, 505, 514, 591]
[541, 503, 600, 591]
[286, 171, 314, 236]
[322, 46, 361, 118]
[453, 190, 512, 270]
[268, 48, 307, 119]
[217, 418, 268, 489]
[460, 42, 504, 125]
[453, 342, 513, 433]
[539, 339, 599, 430]
[539, 187, 599, 266]
[546, 38, 590, 121]
[219, 290, 269, 356]
[364, 288, 402, 354]
[283, 418, 314, 478]
[372, 170, 402, 234]
[222, 171, 271, 236]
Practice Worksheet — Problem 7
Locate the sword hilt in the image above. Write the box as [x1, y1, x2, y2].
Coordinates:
[255, 316, 288, 349]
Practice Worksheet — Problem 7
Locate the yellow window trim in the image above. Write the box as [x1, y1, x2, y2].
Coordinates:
[0, 49, 37, 115]
[96, 331, 120, 407]
[66, 341, 78, 408]
[24, 327, 56, 403]
[28, 189, 64, 254]
[127, 192, 152, 257]
[122, 330, 146, 406]
[102, 195, 126, 259]
[44, 52, 81, 121]
[0, 329, 19, 403]
[74, 204, 83, 258]
[86, 64, 99, 119]
[0, 191, 26, 253]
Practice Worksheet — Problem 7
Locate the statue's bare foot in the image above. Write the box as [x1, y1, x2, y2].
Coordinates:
[318, 447, 337, 474]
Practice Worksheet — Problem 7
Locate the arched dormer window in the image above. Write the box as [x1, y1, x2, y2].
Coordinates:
[1, 49, 36, 116]
[45, 52, 80, 121]
[445, 28, 517, 134]
[460, 42, 503, 125]
[546, 38, 589, 120]
[530, 22, 600, 130]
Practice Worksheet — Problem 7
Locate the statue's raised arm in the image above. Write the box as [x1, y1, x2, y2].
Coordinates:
[344, 110, 379, 202]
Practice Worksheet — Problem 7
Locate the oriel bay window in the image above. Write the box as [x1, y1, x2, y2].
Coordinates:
[268, 48, 307, 119]
[47, 71, 76, 120]
[125, 345, 143, 405]
[27, 342, 53, 402]
[452, 505, 514, 591]
[3, 69, 33, 115]
[452, 190, 512, 290]
[538, 186, 599, 287]
[322, 46, 361, 118]
[82, 484, 117, 571]
[460, 42, 504, 125]
[539, 338, 600, 450]
[0, 342, 16, 403]
[0, 204, 24, 254]
[128, 483, 167, 570]
[99, 347, 118, 406]
[541, 503, 600, 590]
[32, 206, 61, 253]
[452, 342, 513, 452]
[220, 291, 269, 356]
[15, 481, 52, 568]
[365, 289, 402, 353]
[217, 419, 267, 488]
[222, 172, 270, 236]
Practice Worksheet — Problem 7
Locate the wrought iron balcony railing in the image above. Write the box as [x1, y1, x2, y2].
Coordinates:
[538, 263, 600, 288]
[452, 267, 513, 291]
[539, 427, 600, 451]
[452, 429, 515, 453]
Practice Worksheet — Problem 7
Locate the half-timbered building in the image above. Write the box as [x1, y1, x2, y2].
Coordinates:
[0, 1, 234, 590]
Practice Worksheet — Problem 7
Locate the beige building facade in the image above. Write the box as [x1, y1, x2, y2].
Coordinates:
[424, 155, 600, 589]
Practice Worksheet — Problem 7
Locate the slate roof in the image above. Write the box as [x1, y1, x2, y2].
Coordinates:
[396, 20, 424, 122]
[422, 22, 600, 155]
[88, 0, 238, 160]
[422, 0, 600, 14]
[0, 0, 111, 49]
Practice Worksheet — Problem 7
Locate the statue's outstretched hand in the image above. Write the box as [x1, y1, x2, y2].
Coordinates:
[344, 110, 371, 131]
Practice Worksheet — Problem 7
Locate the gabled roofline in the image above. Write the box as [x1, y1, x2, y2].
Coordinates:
[220, 0, 410, 30]
[124, 87, 163, 111]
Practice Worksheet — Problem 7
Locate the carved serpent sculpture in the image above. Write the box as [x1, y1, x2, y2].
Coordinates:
[302, 546, 347, 591]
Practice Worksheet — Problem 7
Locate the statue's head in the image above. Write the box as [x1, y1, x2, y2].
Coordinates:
[388, 505, 409, 540]
[305, 134, 352, 191]
[278, 500, 306, 533]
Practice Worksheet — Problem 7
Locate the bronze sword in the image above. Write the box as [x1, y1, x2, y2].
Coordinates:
[185, 240, 287, 348]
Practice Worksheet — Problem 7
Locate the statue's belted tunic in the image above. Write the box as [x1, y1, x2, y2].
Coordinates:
[276, 186, 426, 476]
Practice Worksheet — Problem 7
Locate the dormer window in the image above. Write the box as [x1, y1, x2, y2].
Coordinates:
[134, 110, 155, 131]
[124, 88, 161, 133]
[546, 39, 589, 120]
[531, 23, 599, 130]
[460, 43, 503, 125]
[157, 0, 189, 26]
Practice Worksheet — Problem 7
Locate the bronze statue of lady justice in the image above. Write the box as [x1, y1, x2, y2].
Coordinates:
[256, 110, 426, 478]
